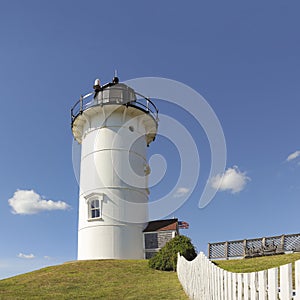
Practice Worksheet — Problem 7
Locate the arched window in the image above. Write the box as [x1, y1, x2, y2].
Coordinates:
[90, 199, 101, 219]
[84, 193, 104, 221]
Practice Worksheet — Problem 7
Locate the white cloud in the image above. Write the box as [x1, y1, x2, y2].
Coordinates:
[174, 187, 190, 198]
[17, 253, 35, 259]
[8, 190, 70, 215]
[210, 166, 250, 194]
[286, 150, 300, 162]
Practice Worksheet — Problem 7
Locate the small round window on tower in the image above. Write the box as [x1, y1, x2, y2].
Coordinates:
[129, 126, 134, 132]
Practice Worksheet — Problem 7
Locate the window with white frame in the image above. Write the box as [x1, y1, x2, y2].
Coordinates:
[90, 199, 101, 219]
[84, 193, 104, 220]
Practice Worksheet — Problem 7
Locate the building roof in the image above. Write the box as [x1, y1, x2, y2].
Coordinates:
[143, 219, 178, 232]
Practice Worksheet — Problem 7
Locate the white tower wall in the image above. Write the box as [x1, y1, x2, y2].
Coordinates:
[72, 83, 157, 260]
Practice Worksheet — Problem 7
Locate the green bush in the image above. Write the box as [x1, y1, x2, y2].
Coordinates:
[148, 235, 197, 271]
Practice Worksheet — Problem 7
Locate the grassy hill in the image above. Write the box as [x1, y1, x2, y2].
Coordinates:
[215, 253, 300, 288]
[0, 260, 188, 300]
[1, 254, 300, 299]
[215, 252, 300, 273]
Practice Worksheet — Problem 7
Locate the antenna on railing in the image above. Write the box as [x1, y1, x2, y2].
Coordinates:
[113, 70, 119, 84]
[80, 95, 83, 114]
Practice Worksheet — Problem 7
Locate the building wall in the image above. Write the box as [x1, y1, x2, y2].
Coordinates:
[144, 230, 176, 258]
[77, 104, 154, 260]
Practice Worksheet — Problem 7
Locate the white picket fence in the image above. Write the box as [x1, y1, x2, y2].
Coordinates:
[177, 252, 300, 300]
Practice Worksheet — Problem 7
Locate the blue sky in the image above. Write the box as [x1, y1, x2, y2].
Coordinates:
[1, 0, 300, 279]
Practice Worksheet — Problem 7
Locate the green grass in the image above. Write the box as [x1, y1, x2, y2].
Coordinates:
[214, 252, 300, 273]
[215, 252, 300, 288]
[2, 254, 300, 299]
[0, 260, 188, 300]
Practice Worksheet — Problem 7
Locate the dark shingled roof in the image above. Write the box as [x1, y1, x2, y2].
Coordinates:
[143, 218, 178, 232]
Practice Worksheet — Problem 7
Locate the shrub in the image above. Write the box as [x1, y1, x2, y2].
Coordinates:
[148, 235, 197, 271]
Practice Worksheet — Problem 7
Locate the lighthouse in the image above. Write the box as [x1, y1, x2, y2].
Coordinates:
[71, 75, 158, 260]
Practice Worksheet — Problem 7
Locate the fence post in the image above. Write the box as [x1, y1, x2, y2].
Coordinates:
[237, 273, 243, 300]
[281, 234, 285, 252]
[280, 263, 292, 300]
[210, 261, 215, 298]
[243, 239, 247, 257]
[220, 268, 224, 300]
[232, 272, 237, 300]
[267, 267, 278, 300]
[224, 271, 228, 300]
[258, 270, 267, 300]
[205, 256, 210, 299]
[250, 272, 258, 300]
[295, 260, 300, 300]
[228, 272, 233, 299]
[217, 266, 221, 300]
[225, 241, 229, 260]
[244, 272, 249, 300]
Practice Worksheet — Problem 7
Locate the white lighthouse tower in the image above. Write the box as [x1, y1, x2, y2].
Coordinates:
[71, 75, 158, 260]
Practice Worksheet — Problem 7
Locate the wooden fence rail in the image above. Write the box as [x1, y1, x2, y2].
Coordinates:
[208, 233, 300, 260]
[177, 252, 300, 300]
